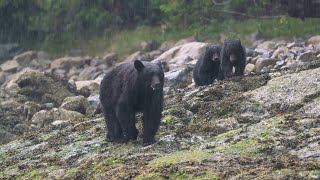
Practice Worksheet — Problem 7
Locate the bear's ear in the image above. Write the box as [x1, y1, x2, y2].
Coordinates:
[134, 60, 144, 72]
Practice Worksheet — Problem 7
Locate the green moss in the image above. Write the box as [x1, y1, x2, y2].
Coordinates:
[169, 170, 218, 180]
[214, 139, 268, 156]
[150, 150, 210, 167]
[259, 130, 272, 139]
[163, 115, 175, 124]
[135, 173, 164, 180]
[214, 128, 243, 140]
[23, 169, 46, 179]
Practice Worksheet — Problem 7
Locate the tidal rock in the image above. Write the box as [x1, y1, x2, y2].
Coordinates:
[60, 96, 89, 114]
[0, 60, 19, 72]
[297, 51, 317, 62]
[255, 58, 278, 73]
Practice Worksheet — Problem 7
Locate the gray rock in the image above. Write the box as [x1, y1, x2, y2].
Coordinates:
[6, 70, 77, 106]
[140, 40, 159, 52]
[13, 51, 37, 67]
[297, 51, 317, 62]
[159, 41, 175, 52]
[307, 35, 320, 45]
[174, 36, 197, 46]
[0, 72, 6, 85]
[164, 66, 193, 87]
[245, 63, 255, 74]
[60, 96, 89, 114]
[271, 46, 289, 59]
[260, 66, 271, 73]
[123, 51, 151, 63]
[31, 108, 84, 128]
[0, 60, 19, 72]
[254, 48, 272, 58]
[24, 101, 41, 121]
[255, 58, 278, 73]
[276, 60, 285, 66]
[155, 42, 207, 68]
[102, 52, 118, 67]
[13, 124, 29, 135]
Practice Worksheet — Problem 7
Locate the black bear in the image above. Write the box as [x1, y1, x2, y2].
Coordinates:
[193, 45, 222, 86]
[219, 39, 246, 80]
[99, 60, 164, 146]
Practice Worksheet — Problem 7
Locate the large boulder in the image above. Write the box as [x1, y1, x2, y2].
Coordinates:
[5, 70, 77, 106]
[13, 51, 37, 67]
[0, 60, 19, 72]
[31, 108, 84, 128]
[255, 58, 278, 73]
[50, 56, 86, 72]
[60, 96, 89, 114]
[154, 42, 207, 69]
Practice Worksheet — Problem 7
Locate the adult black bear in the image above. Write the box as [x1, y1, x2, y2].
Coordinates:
[219, 39, 246, 80]
[99, 60, 164, 146]
[193, 45, 222, 86]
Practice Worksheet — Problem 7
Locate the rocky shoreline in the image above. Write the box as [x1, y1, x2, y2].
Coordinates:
[0, 35, 320, 179]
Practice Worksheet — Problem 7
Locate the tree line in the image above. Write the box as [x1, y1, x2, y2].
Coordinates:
[0, 0, 315, 44]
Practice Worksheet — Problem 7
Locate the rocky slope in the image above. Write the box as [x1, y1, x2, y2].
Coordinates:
[0, 36, 320, 179]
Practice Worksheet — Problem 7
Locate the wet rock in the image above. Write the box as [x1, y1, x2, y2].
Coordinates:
[77, 66, 101, 81]
[13, 51, 37, 67]
[254, 48, 272, 58]
[123, 51, 151, 63]
[255, 58, 278, 73]
[297, 51, 317, 62]
[307, 35, 320, 45]
[155, 42, 207, 68]
[159, 41, 175, 52]
[50, 56, 85, 72]
[246, 66, 320, 114]
[140, 40, 159, 52]
[51, 120, 70, 127]
[256, 41, 276, 49]
[24, 101, 41, 121]
[102, 52, 118, 67]
[174, 36, 197, 46]
[87, 95, 101, 115]
[0, 71, 6, 84]
[13, 123, 29, 135]
[164, 65, 193, 87]
[0, 60, 19, 72]
[7, 70, 77, 106]
[260, 66, 271, 73]
[271, 46, 289, 59]
[60, 96, 89, 114]
[148, 50, 163, 59]
[245, 63, 255, 74]
[31, 108, 84, 128]
[276, 60, 285, 66]
[0, 129, 16, 144]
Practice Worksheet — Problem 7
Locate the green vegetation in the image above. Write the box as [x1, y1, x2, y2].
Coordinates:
[1, 0, 319, 56]
[149, 150, 209, 167]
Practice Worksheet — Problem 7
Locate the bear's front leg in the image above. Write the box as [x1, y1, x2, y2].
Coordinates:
[142, 109, 161, 146]
[116, 102, 138, 142]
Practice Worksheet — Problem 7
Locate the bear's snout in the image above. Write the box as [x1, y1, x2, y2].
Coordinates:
[151, 82, 161, 90]
[151, 75, 161, 90]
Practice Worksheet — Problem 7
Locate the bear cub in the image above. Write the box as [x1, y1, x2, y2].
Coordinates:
[193, 45, 222, 86]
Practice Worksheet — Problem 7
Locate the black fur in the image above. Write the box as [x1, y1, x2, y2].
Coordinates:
[99, 60, 164, 146]
[219, 39, 246, 80]
[193, 45, 222, 86]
